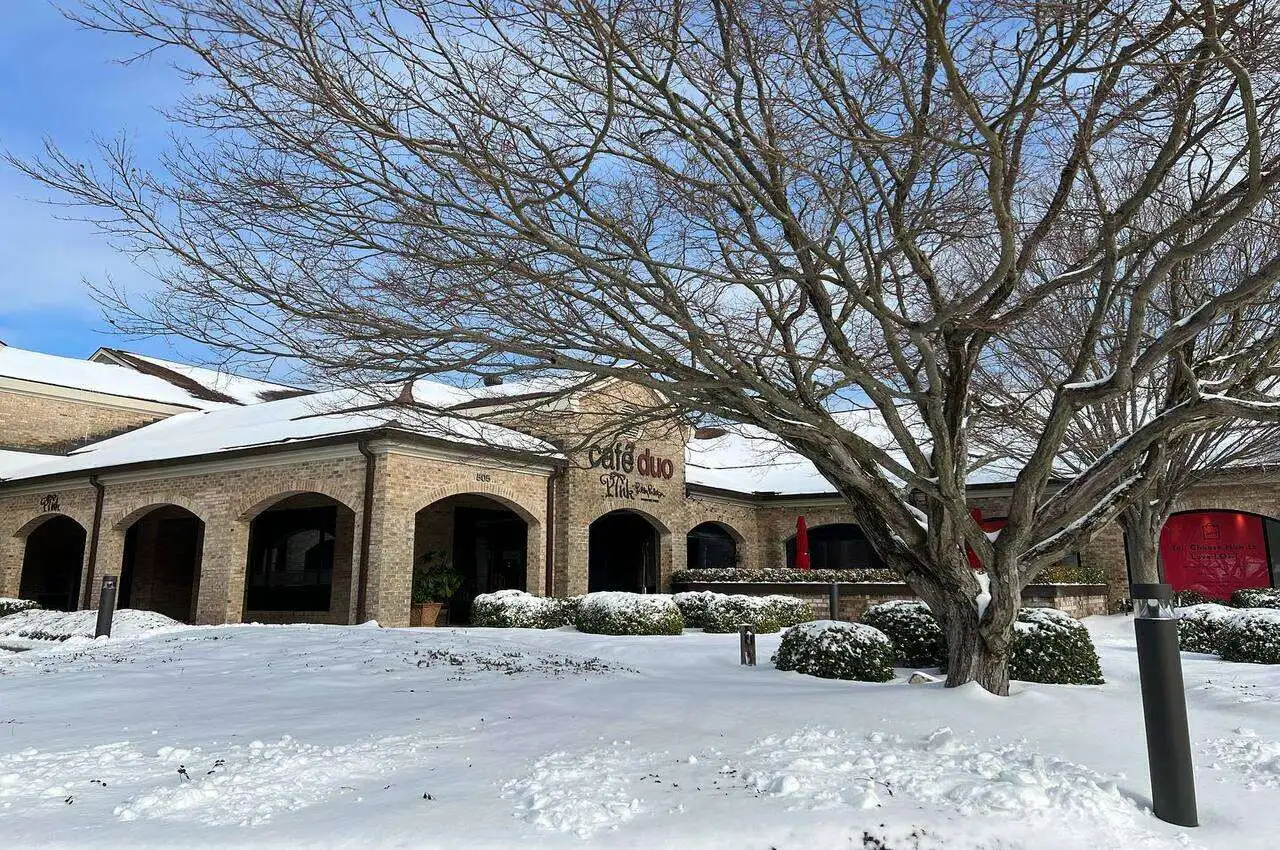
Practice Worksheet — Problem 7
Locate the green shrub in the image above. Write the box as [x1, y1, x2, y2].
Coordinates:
[702, 595, 782, 633]
[673, 591, 722, 629]
[670, 567, 900, 584]
[764, 595, 816, 627]
[573, 592, 684, 636]
[1172, 589, 1212, 608]
[1217, 610, 1280, 664]
[1230, 587, 1280, 609]
[772, 621, 896, 682]
[860, 600, 946, 668]
[1010, 608, 1104, 685]
[0, 598, 39, 618]
[1174, 603, 1238, 654]
[471, 590, 574, 629]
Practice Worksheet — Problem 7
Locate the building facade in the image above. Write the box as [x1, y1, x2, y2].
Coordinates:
[2, 343, 1277, 627]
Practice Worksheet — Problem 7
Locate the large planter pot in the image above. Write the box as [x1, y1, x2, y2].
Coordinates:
[410, 602, 446, 627]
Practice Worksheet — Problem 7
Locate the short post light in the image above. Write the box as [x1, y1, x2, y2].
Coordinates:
[95, 574, 119, 639]
[828, 583, 840, 620]
[738, 624, 757, 666]
[1131, 582, 1197, 827]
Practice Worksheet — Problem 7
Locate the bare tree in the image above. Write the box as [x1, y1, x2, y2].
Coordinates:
[13, 0, 1280, 693]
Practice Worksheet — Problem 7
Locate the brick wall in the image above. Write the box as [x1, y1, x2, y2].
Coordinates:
[0, 388, 169, 452]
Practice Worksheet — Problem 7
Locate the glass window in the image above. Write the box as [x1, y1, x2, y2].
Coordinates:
[786, 524, 885, 570]
[687, 523, 738, 569]
[246, 506, 336, 611]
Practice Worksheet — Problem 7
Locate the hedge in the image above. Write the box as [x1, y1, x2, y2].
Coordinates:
[772, 620, 896, 682]
[673, 591, 721, 629]
[860, 600, 946, 668]
[1230, 587, 1280, 609]
[470, 590, 574, 629]
[0, 598, 39, 619]
[670, 567, 900, 584]
[1217, 609, 1280, 664]
[1174, 604, 1238, 654]
[1010, 608, 1104, 685]
[573, 592, 685, 636]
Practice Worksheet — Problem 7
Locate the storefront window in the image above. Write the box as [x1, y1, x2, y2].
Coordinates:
[687, 522, 738, 569]
[786, 523, 885, 570]
[246, 506, 335, 611]
[1159, 510, 1278, 601]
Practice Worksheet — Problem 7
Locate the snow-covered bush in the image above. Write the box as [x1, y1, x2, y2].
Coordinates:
[1172, 589, 1212, 608]
[764, 595, 817, 628]
[1231, 587, 1280, 609]
[772, 620, 895, 682]
[670, 567, 898, 584]
[470, 590, 574, 629]
[702, 594, 782, 633]
[1175, 604, 1239, 654]
[0, 608, 181, 642]
[573, 592, 684, 636]
[1217, 609, 1280, 664]
[673, 591, 722, 629]
[1010, 608, 1104, 685]
[859, 600, 946, 668]
[0, 597, 39, 618]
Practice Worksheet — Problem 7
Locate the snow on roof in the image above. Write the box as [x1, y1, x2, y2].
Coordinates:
[94, 349, 307, 406]
[0, 450, 60, 482]
[0, 388, 560, 483]
[0, 346, 231, 410]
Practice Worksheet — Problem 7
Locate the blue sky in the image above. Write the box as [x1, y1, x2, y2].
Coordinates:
[0, 3, 211, 363]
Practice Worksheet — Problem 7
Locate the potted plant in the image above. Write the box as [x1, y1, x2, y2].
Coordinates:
[411, 551, 463, 627]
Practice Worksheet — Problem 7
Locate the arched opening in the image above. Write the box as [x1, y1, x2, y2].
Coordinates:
[245, 493, 356, 622]
[589, 509, 660, 593]
[414, 494, 531, 625]
[686, 522, 739, 570]
[119, 505, 205, 623]
[785, 523, 885, 570]
[19, 515, 87, 611]
[1157, 510, 1280, 600]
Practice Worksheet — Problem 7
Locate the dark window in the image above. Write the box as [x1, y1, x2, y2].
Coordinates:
[246, 506, 336, 611]
[687, 523, 738, 569]
[786, 523, 885, 570]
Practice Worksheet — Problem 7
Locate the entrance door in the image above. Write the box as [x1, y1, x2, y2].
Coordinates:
[588, 510, 659, 593]
[452, 507, 527, 623]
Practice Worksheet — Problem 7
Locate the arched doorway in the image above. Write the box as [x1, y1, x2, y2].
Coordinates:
[120, 505, 205, 623]
[414, 494, 530, 625]
[19, 515, 87, 611]
[589, 510, 659, 593]
[687, 522, 739, 570]
[785, 523, 885, 570]
[245, 493, 356, 621]
[1157, 510, 1280, 600]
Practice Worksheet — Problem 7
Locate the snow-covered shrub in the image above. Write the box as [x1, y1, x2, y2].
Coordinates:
[470, 590, 574, 629]
[573, 592, 684, 636]
[764, 595, 816, 628]
[1010, 608, 1104, 685]
[673, 591, 723, 629]
[702, 594, 782, 633]
[859, 600, 946, 668]
[1175, 604, 1239, 654]
[1172, 589, 1212, 608]
[1217, 610, 1280, 664]
[771, 620, 895, 682]
[0, 608, 181, 642]
[670, 567, 899, 584]
[0, 597, 39, 618]
[1230, 587, 1280, 609]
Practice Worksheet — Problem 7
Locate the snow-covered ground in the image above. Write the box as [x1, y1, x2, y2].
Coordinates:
[0, 616, 1276, 849]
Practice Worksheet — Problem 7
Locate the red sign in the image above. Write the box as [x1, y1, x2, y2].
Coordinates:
[966, 509, 1005, 569]
[1160, 511, 1272, 601]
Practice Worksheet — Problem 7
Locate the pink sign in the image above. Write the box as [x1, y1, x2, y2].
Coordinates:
[1160, 511, 1273, 601]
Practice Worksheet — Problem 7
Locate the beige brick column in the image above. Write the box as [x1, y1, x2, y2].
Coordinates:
[194, 516, 250, 625]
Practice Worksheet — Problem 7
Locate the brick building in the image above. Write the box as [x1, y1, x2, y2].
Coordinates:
[2, 342, 1277, 627]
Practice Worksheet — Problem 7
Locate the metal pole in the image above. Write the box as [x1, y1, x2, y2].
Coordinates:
[95, 575, 118, 639]
[1131, 582, 1197, 827]
[828, 583, 840, 620]
[738, 624, 756, 666]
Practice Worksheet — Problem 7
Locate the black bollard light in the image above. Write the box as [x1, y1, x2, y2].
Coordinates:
[95, 575, 118, 638]
[738, 624, 756, 666]
[828, 583, 840, 620]
[1131, 582, 1197, 827]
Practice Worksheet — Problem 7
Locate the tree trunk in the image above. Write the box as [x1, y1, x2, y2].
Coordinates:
[920, 569, 1017, 696]
[1119, 504, 1165, 586]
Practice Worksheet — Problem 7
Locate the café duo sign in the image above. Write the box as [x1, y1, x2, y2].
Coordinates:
[588, 442, 675, 503]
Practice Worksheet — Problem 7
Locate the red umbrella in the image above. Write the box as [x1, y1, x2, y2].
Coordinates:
[794, 515, 811, 571]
